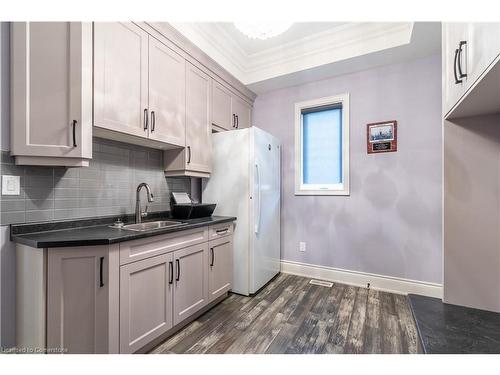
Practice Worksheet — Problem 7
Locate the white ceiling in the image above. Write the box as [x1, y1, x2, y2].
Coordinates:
[216, 22, 346, 55]
[170, 22, 441, 94]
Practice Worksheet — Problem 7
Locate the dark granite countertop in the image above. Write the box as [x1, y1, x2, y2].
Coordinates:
[10, 212, 236, 249]
[409, 294, 500, 354]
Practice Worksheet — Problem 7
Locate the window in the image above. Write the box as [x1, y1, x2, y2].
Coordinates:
[295, 94, 349, 195]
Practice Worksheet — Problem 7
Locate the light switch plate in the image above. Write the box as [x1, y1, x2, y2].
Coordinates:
[2, 175, 21, 195]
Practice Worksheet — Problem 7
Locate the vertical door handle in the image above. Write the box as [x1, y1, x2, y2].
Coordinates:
[236, 115, 239, 128]
[150, 110, 155, 132]
[232, 114, 236, 128]
[99, 256, 104, 288]
[454, 48, 462, 84]
[143, 108, 149, 131]
[169, 261, 173, 284]
[72, 120, 77, 147]
[187, 146, 191, 164]
[210, 247, 215, 267]
[457, 41, 467, 79]
[175, 259, 180, 281]
[255, 163, 262, 234]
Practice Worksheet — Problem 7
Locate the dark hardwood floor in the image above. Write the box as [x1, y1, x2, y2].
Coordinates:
[150, 274, 420, 354]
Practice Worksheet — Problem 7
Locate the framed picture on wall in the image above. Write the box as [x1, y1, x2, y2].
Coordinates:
[367, 120, 397, 154]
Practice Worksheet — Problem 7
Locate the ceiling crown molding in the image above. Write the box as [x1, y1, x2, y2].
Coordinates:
[170, 22, 415, 86]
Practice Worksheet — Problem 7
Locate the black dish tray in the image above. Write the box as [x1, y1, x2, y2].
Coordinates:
[171, 203, 216, 220]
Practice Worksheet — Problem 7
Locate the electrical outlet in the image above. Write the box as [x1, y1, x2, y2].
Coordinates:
[299, 242, 306, 252]
[2, 175, 20, 196]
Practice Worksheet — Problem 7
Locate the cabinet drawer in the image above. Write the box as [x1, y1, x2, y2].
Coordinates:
[208, 222, 234, 240]
[120, 227, 208, 265]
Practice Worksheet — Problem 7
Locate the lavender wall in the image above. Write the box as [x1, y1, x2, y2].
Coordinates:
[253, 54, 443, 284]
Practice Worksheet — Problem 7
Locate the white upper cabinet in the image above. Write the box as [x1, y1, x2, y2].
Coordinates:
[10, 21, 255, 167]
[94, 22, 188, 149]
[232, 95, 252, 129]
[148, 37, 186, 147]
[184, 63, 212, 175]
[443, 23, 468, 117]
[443, 22, 500, 118]
[211, 80, 233, 131]
[164, 62, 212, 177]
[10, 22, 93, 166]
[466, 23, 500, 87]
[211, 80, 252, 131]
[94, 22, 149, 139]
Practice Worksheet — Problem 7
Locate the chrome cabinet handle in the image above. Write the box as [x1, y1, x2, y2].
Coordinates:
[143, 108, 149, 130]
[72, 120, 77, 147]
[151, 110, 155, 132]
[216, 228, 229, 234]
[187, 146, 191, 164]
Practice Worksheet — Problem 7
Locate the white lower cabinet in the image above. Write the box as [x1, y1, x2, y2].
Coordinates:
[21, 224, 233, 354]
[119, 252, 174, 354]
[173, 243, 209, 325]
[208, 236, 233, 302]
[46, 245, 119, 354]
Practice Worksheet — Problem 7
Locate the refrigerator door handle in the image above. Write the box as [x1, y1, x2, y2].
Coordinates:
[255, 163, 262, 234]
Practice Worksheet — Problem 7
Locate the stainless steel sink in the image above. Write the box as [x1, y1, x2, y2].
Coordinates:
[120, 220, 187, 232]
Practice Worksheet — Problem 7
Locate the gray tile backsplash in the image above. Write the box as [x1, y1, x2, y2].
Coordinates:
[0, 138, 191, 225]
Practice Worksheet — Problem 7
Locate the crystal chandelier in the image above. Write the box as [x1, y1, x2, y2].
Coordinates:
[233, 21, 293, 40]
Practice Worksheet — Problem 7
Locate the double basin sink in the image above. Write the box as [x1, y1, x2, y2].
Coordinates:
[118, 220, 188, 232]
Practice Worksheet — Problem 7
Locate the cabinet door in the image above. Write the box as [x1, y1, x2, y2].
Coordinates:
[443, 23, 468, 117]
[232, 95, 252, 129]
[208, 236, 233, 302]
[467, 23, 500, 89]
[173, 242, 209, 326]
[120, 252, 174, 354]
[212, 80, 233, 130]
[148, 37, 186, 146]
[11, 22, 92, 161]
[185, 63, 212, 174]
[47, 246, 111, 353]
[94, 22, 149, 138]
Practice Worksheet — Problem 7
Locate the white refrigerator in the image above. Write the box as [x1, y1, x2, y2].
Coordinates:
[202, 127, 281, 296]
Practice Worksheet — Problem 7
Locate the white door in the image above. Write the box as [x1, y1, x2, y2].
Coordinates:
[184, 62, 212, 174]
[119, 252, 173, 354]
[11, 22, 92, 159]
[467, 23, 500, 89]
[93, 22, 149, 138]
[250, 128, 281, 293]
[173, 243, 209, 326]
[443, 23, 468, 117]
[201, 129, 252, 295]
[148, 37, 186, 146]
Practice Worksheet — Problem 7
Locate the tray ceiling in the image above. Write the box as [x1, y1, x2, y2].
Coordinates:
[170, 22, 441, 94]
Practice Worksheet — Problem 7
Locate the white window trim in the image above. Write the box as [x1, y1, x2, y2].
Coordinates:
[294, 93, 350, 196]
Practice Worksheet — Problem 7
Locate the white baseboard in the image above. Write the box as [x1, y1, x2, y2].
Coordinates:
[281, 260, 443, 299]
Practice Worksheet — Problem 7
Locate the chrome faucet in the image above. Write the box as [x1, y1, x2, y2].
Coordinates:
[135, 183, 154, 223]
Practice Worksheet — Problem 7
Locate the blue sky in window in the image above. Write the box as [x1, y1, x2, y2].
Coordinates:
[302, 108, 342, 185]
